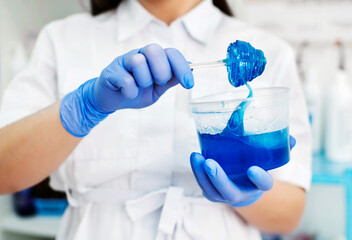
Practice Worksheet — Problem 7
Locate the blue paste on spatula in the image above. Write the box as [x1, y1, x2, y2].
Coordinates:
[223, 40, 266, 136]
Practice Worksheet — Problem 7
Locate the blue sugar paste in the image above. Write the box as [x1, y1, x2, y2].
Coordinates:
[224, 40, 267, 88]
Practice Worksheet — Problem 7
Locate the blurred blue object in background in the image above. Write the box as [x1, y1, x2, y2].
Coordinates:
[13, 189, 35, 217]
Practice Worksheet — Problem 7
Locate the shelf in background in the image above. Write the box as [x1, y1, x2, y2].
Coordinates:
[0, 215, 61, 238]
[312, 154, 352, 240]
[312, 155, 352, 184]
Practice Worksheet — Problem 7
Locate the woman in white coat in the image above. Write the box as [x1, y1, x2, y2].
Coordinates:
[0, 0, 311, 239]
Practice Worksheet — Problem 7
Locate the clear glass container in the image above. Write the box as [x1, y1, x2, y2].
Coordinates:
[190, 87, 290, 183]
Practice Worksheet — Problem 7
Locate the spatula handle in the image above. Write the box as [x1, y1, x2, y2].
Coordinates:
[189, 60, 226, 69]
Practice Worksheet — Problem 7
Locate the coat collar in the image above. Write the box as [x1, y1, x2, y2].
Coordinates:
[115, 0, 223, 44]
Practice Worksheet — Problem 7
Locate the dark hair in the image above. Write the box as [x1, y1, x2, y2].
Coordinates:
[90, 0, 233, 17]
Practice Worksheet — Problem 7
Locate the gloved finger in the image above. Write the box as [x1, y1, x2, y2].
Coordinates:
[124, 53, 153, 88]
[101, 58, 139, 99]
[290, 135, 296, 150]
[152, 76, 179, 102]
[190, 153, 224, 201]
[139, 44, 172, 86]
[165, 48, 194, 89]
[247, 166, 273, 191]
[204, 159, 242, 202]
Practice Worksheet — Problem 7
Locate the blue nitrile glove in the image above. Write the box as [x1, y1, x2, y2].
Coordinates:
[290, 135, 296, 150]
[60, 44, 194, 137]
[190, 136, 296, 207]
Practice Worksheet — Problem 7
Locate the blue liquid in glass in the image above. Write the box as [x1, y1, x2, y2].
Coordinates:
[198, 128, 290, 183]
[198, 85, 289, 185]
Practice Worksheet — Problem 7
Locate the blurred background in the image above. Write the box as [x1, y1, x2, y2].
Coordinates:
[1, 0, 352, 239]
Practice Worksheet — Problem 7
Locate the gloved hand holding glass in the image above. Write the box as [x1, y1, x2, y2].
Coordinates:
[191, 137, 296, 207]
[60, 44, 194, 137]
[190, 88, 294, 207]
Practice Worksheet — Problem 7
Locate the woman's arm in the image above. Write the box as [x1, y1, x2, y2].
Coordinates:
[0, 102, 81, 194]
[235, 180, 306, 234]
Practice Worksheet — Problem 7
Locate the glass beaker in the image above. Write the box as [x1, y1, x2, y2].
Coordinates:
[190, 88, 290, 184]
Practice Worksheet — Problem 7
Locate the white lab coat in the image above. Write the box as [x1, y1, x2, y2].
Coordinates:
[0, 0, 312, 239]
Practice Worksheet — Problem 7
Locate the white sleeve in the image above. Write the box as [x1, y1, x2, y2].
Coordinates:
[269, 46, 312, 191]
[0, 25, 58, 128]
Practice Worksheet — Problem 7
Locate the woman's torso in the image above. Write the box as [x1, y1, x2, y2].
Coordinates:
[46, 0, 289, 239]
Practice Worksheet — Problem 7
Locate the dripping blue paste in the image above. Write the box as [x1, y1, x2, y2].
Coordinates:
[197, 41, 289, 185]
